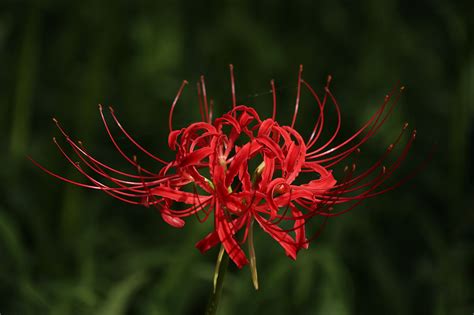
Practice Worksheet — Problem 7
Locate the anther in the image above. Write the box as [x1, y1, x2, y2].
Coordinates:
[327, 75, 332, 85]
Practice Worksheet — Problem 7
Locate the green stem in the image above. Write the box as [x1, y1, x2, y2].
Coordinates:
[205, 248, 230, 315]
[9, 7, 40, 159]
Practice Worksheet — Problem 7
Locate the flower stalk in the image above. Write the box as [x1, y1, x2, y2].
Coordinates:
[206, 247, 230, 315]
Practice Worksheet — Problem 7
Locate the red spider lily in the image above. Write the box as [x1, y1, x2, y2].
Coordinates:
[31, 65, 415, 288]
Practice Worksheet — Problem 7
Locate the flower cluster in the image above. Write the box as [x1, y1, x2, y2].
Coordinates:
[32, 65, 415, 277]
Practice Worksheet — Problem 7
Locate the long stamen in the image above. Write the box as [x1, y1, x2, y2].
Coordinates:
[308, 82, 342, 154]
[270, 79, 277, 120]
[200, 75, 209, 123]
[290, 65, 303, 129]
[169, 80, 189, 132]
[309, 85, 404, 159]
[328, 123, 409, 187]
[52, 137, 144, 203]
[72, 142, 153, 191]
[108, 106, 170, 165]
[316, 130, 416, 213]
[302, 78, 326, 148]
[28, 155, 111, 190]
[229, 64, 237, 110]
[209, 99, 214, 123]
[98, 106, 158, 175]
[197, 82, 206, 122]
[75, 140, 165, 182]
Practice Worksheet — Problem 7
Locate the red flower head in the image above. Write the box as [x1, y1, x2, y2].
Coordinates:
[32, 65, 415, 288]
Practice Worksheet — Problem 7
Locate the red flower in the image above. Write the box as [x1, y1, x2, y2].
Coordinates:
[32, 65, 415, 277]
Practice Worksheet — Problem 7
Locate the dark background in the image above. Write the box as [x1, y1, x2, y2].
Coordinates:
[0, 0, 473, 314]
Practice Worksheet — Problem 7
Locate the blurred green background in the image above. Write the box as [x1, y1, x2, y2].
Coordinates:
[0, 0, 473, 314]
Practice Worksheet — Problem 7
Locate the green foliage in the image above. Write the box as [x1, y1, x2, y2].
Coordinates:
[0, 0, 472, 314]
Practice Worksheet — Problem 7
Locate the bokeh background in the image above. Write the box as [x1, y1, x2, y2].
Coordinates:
[0, 0, 473, 314]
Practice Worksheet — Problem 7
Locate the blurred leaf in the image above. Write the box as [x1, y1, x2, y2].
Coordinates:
[96, 271, 148, 315]
[9, 7, 40, 159]
[0, 209, 27, 272]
